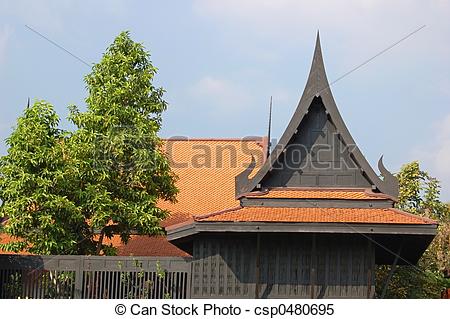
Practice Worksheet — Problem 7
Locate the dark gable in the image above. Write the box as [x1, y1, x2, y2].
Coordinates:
[236, 33, 399, 198]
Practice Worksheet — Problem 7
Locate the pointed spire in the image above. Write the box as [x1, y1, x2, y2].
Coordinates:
[315, 29, 321, 52]
[236, 32, 399, 198]
[303, 31, 330, 99]
[266, 96, 272, 159]
[312, 30, 325, 74]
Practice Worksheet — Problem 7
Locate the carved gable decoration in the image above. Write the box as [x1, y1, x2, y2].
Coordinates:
[236, 33, 399, 198]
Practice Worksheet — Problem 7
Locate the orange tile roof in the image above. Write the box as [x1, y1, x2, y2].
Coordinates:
[104, 235, 190, 257]
[159, 138, 265, 226]
[195, 206, 436, 225]
[242, 188, 392, 200]
[0, 234, 31, 255]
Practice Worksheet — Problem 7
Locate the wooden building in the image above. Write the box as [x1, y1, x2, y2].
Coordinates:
[165, 34, 437, 298]
[0, 34, 437, 299]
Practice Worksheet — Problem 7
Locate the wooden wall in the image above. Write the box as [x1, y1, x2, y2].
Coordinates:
[191, 233, 375, 299]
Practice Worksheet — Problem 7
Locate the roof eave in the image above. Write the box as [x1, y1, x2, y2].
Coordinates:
[167, 220, 437, 241]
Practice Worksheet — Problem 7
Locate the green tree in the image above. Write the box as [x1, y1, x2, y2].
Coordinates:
[1, 32, 177, 256]
[68, 31, 177, 255]
[376, 161, 450, 298]
[0, 101, 89, 254]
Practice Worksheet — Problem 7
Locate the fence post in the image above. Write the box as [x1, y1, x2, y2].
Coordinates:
[186, 259, 192, 298]
[73, 256, 83, 299]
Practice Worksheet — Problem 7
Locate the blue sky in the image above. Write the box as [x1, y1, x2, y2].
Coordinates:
[1, 0, 449, 200]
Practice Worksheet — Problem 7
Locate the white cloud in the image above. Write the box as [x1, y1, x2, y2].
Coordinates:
[192, 0, 386, 35]
[192, 0, 446, 30]
[188, 76, 253, 111]
[192, 0, 450, 62]
[0, 25, 12, 65]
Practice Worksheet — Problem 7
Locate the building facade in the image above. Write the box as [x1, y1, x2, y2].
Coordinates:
[166, 34, 437, 298]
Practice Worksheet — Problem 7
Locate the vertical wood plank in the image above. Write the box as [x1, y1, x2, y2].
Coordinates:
[206, 240, 211, 296]
[336, 244, 341, 298]
[74, 256, 83, 299]
[310, 234, 316, 299]
[274, 240, 280, 297]
[255, 234, 261, 299]
[347, 245, 353, 298]
[324, 242, 330, 298]
[239, 241, 246, 296]
[214, 242, 220, 296]
[231, 239, 237, 296]
[286, 237, 292, 297]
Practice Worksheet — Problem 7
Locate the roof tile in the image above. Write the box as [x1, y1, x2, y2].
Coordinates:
[158, 138, 265, 226]
[195, 206, 435, 225]
[104, 235, 190, 257]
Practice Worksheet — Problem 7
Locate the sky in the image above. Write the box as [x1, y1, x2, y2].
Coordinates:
[0, 0, 449, 200]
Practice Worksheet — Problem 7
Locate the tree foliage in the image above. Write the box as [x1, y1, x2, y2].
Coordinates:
[396, 161, 448, 219]
[0, 31, 177, 255]
[0, 101, 87, 254]
[69, 31, 178, 254]
[376, 161, 450, 298]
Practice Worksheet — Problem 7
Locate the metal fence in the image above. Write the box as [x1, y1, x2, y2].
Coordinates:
[0, 255, 192, 299]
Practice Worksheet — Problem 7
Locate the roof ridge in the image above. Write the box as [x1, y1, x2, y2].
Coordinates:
[192, 206, 437, 225]
[194, 206, 243, 221]
[164, 218, 195, 231]
[237, 189, 269, 199]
